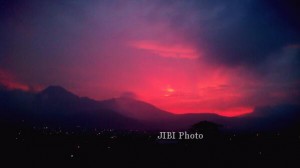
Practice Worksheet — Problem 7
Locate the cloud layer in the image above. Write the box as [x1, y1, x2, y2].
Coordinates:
[0, 0, 299, 116]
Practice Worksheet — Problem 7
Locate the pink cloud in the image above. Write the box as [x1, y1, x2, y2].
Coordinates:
[0, 69, 29, 91]
[130, 41, 198, 59]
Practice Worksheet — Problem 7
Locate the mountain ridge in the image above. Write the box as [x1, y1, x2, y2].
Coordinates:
[0, 85, 299, 131]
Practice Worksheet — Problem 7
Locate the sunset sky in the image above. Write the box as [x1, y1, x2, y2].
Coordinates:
[1, 0, 299, 116]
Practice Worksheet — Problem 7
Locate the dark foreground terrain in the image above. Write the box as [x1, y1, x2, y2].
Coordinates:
[1, 121, 300, 168]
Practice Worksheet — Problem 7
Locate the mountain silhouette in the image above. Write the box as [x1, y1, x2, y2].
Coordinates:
[98, 97, 174, 121]
[0, 85, 145, 129]
[0, 85, 299, 131]
[39, 86, 79, 102]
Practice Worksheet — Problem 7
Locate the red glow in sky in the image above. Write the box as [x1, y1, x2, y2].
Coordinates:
[1, 1, 298, 117]
[0, 69, 29, 91]
[119, 39, 258, 116]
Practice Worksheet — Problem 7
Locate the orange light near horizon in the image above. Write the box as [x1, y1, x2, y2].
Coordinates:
[166, 87, 174, 93]
[164, 86, 176, 97]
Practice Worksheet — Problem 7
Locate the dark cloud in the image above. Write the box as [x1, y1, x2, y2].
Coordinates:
[0, 0, 299, 112]
[155, 0, 300, 98]
[1, 0, 299, 71]
[167, 0, 300, 68]
[115, 0, 300, 79]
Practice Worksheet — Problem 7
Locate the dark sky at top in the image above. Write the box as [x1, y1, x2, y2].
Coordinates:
[0, 0, 299, 116]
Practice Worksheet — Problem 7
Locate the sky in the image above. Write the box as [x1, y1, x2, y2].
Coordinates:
[0, 0, 299, 116]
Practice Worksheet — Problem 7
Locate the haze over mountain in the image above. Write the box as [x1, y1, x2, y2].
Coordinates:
[0, 85, 299, 132]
